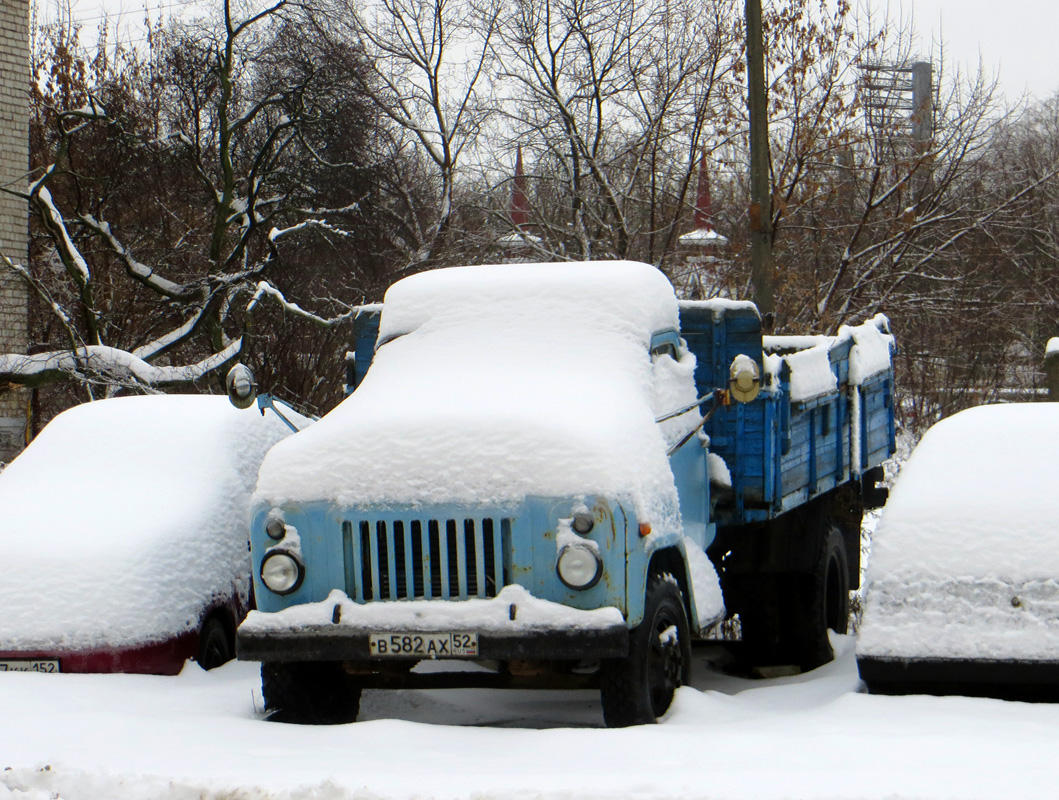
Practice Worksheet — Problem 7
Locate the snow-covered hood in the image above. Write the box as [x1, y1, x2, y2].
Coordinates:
[859, 403, 1059, 661]
[254, 261, 698, 528]
[0, 394, 303, 651]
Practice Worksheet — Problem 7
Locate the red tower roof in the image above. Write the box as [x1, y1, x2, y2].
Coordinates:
[680, 150, 728, 248]
[693, 149, 715, 232]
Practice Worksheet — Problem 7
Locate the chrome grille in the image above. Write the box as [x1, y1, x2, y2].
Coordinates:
[342, 517, 509, 601]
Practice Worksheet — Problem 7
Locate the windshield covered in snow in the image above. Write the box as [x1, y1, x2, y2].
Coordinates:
[254, 261, 700, 529]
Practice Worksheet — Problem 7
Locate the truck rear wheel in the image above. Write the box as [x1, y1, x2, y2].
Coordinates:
[599, 573, 690, 727]
[734, 521, 849, 672]
[799, 522, 850, 668]
[261, 661, 362, 724]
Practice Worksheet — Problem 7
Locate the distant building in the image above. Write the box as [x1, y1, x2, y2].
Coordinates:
[0, 0, 29, 461]
[678, 150, 729, 299]
[495, 146, 541, 261]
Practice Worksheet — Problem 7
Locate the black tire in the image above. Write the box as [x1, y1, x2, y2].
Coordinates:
[261, 661, 362, 725]
[734, 522, 849, 672]
[799, 522, 850, 669]
[729, 574, 787, 669]
[196, 616, 234, 671]
[599, 573, 691, 727]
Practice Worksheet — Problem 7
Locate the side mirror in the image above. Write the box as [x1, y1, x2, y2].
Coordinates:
[728, 354, 761, 403]
[226, 363, 258, 409]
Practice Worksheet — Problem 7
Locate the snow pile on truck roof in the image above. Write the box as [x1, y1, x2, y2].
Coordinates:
[255, 261, 698, 530]
[0, 395, 302, 651]
[858, 403, 1059, 661]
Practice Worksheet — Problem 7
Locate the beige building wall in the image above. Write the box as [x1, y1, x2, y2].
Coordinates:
[0, 0, 29, 460]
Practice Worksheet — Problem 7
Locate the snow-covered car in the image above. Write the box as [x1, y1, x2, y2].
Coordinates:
[0, 394, 305, 675]
[857, 403, 1059, 698]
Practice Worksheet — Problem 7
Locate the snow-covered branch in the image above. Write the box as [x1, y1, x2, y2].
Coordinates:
[34, 187, 91, 286]
[247, 281, 359, 327]
[0, 339, 243, 389]
[131, 303, 215, 362]
[79, 215, 205, 301]
[268, 219, 357, 242]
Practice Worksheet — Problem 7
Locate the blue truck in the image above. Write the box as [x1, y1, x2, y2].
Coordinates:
[233, 261, 894, 726]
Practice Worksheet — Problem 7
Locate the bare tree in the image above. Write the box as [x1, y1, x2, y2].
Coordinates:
[2, 2, 388, 422]
[321, 0, 501, 269]
[484, 0, 740, 264]
[744, 12, 1059, 428]
[898, 91, 1059, 421]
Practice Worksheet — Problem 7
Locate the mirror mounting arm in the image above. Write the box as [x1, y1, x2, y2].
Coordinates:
[256, 394, 301, 434]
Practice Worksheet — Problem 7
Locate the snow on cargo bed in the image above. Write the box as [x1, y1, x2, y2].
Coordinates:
[762, 314, 893, 402]
[857, 403, 1059, 662]
[0, 395, 304, 652]
[254, 261, 699, 531]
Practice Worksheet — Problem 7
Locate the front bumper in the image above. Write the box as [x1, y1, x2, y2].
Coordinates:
[0, 632, 197, 675]
[237, 585, 629, 662]
[858, 655, 1059, 701]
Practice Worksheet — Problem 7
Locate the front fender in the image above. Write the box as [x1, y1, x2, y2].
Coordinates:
[624, 522, 690, 629]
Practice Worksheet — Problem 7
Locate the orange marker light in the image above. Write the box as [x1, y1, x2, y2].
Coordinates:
[638, 522, 652, 537]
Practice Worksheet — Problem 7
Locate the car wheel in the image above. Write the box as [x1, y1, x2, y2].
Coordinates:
[261, 661, 362, 724]
[196, 616, 234, 670]
[599, 573, 691, 727]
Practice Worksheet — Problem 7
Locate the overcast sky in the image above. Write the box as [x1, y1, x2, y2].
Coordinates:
[39, 0, 1059, 104]
[882, 0, 1059, 102]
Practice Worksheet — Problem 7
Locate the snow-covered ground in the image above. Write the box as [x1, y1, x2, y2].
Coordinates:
[3, 636, 1057, 800]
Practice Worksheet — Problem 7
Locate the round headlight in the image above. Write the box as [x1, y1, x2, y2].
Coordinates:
[557, 544, 602, 590]
[571, 513, 595, 535]
[265, 516, 286, 540]
[261, 551, 304, 595]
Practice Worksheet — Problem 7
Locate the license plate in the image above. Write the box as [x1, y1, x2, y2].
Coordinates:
[369, 632, 478, 658]
[0, 659, 60, 673]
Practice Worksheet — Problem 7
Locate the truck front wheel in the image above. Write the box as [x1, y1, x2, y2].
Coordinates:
[261, 661, 362, 724]
[599, 573, 691, 727]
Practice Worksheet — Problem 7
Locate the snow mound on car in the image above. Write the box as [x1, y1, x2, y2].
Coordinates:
[0, 395, 302, 651]
[254, 261, 698, 532]
[858, 403, 1059, 661]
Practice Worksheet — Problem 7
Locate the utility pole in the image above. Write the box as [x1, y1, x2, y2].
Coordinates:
[746, 0, 774, 330]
